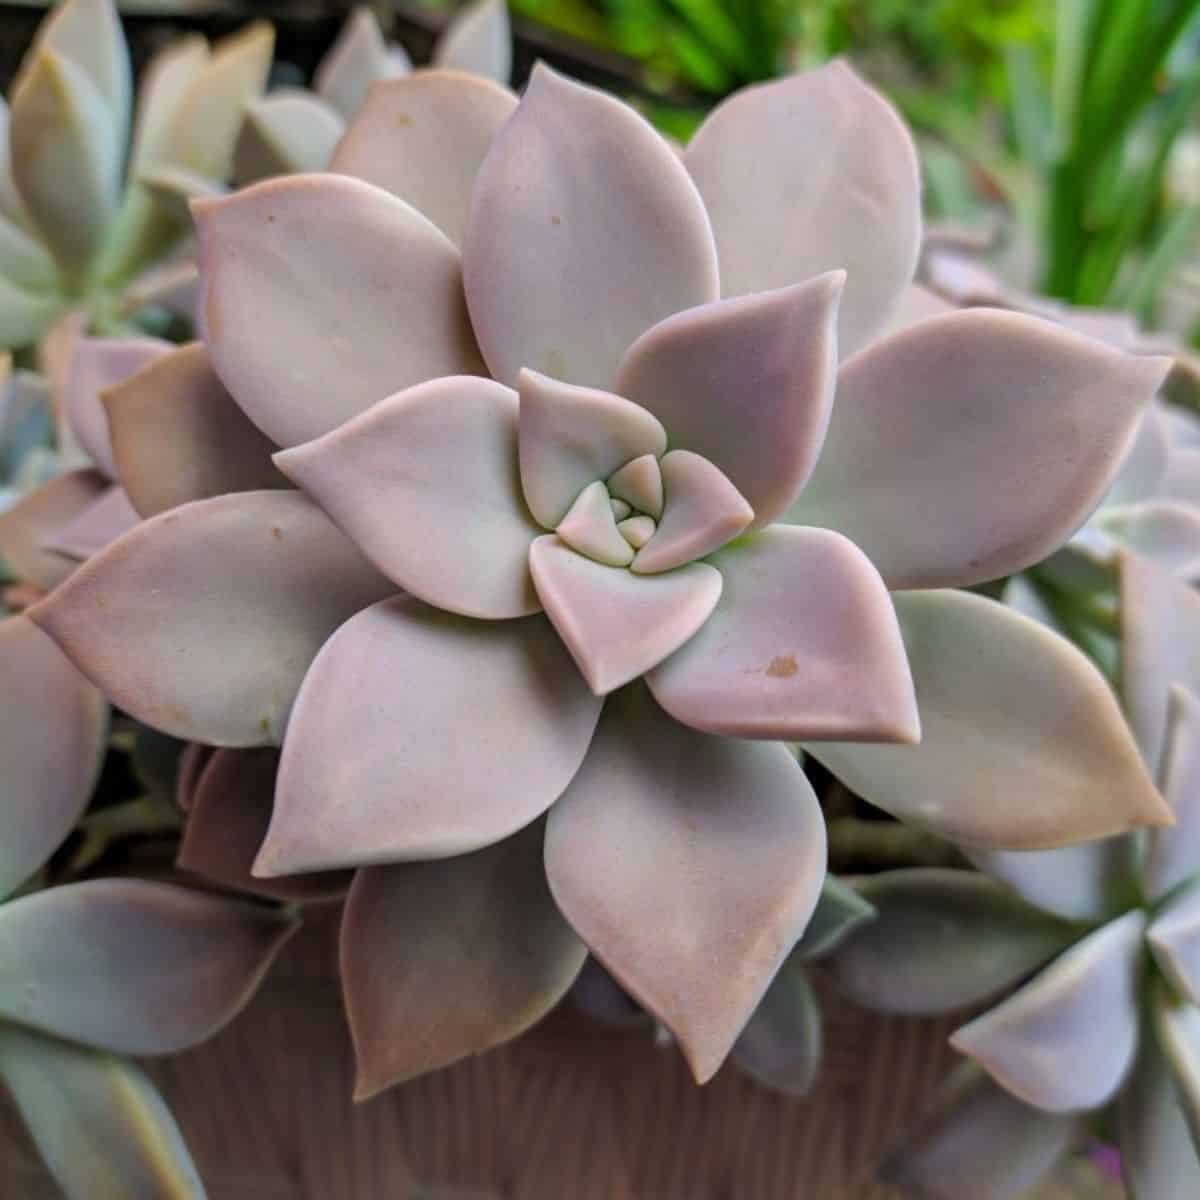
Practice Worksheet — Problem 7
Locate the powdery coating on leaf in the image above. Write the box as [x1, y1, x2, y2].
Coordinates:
[195, 173, 484, 449]
[792, 310, 1170, 590]
[684, 60, 920, 357]
[276, 376, 541, 619]
[0, 467, 106, 589]
[462, 63, 719, 389]
[234, 89, 344, 182]
[808, 590, 1171, 849]
[647, 525, 918, 742]
[1148, 882, 1200, 1007]
[1146, 685, 1200, 901]
[315, 7, 407, 122]
[257, 596, 603, 874]
[42, 484, 138, 561]
[950, 911, 1147, 1113]
[104, 341, 288, 519]
[433, 0, 512, 83]
[29, 490, 395, 746]
[1100, 502, 1200, 579]
[341, 821, 586, 1100]
[544, 684, 826, 1084]
[731, 965, 822, 1096]
[616, 274, 843, 530]
[0, 616, 106, 899]
[0, 878, 297, 1054]
[331, 71, 516, 248]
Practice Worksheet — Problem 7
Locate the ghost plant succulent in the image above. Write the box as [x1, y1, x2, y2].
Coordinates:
[0, 0, 272, 352]
[828, 553, 1200, 1198]
[30, 60, 1176, 1095]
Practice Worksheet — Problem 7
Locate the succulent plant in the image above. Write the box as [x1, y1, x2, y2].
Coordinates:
[0, 0, 273, 353]
[827, 551, 1200, 1198]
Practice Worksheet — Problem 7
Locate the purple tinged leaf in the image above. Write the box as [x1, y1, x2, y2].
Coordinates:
[234, 90, 344, 182]
[0, 468, 106, 589]
[40, 484, 138, 561]
[433, 0, 512, 83]
[315, 8, 407, 121]
[1147, 686, 1200, 901]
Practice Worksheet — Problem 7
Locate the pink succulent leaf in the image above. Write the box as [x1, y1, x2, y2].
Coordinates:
[41, 483, 138, 560]
[462, 64, 719, 389]
[62, 336, 171, 478]
[1149, 882, 1200, 1008]
[529, 534, 723, 695]
[1106, 405, 1170, 507]
[121, 257, 201, 323]
[1121, 998, 1200, 1198]
[964, 840, 1134, 924]
[29, 490, 394, 746]
[1120, 550, 1200, 778]
[517, 368, 667, 531]
[0, 878, 297, 1054]
[879, 1063, 1080, 1200]
[556, 480, 634, 566]
[1146, 686, 1200, 901]
[544, 683, 826, 1083]
[256, 595, 602, 875]
[629, 450, 753, 574]
[178, 747, 351, 902]
[277, 376, 542, 619]
[195, 173, 484, 449]
[331, 71, 516, 247]
[0, 1025, 206, 1200]
[877, 282, 955, 339]
[684, 61, 920, 357]
[950, 911, 1146, 1113]
[1162, 446, 1200, 505]
[233, 89, 345, 183]
[341, 819, 586, 1101]
[1151, 990, 1200, 1149]
[1098, 502, 1200, 579]
[0, 468, 106, 589]
[829, 868, 1080, 1016]
[808, 590, 1169, 849]
[433, 0, 512, 83]
[646, 525, 917, 742]
[790, 310, 1170, 590]
[615, 274, 843, 529]
[175, 742, 214, 813]
[315, 8, 408, 121]
[0, 616, 106, 899]
[104, 341, 288, 519]
[731, 963, 821, 1096]
[608, 453, 663, 518]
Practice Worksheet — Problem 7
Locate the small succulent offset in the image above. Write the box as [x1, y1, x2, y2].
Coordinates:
[32, 61, 1173, 1096]
[0, 0, 273, 352]
[829, 554, 1200, 1198]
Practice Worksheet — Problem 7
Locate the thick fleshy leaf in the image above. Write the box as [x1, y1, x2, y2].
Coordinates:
[434, 0, 512, 82]
[315, 8, 407, 121]
[30, 490, 394, 746]
[647, 526, 918, 742]
[965, 840, 1133, 924]
[950, 911, 1146, 1112]
[42, 483, 138, 560]
[276, 376, 540, 619]
[0, 1026, 205, 1200]
[880, 1063, 1079, 1200]
[0, 879, 297, 1053]
[141, 164, 224, 223]
[176, 742, 214, 813]
[808, 590, 1169, 848]
[234, 90, 344, 182]
[793, 873, 875, 960]
[463, 64, 719, 389]
[1153, 989, 1200, 1149]
[178, 747, 350, 902]
[556, 480, 634, 567]
[196, 173, 483, 448]
[1163, 446, 1200, 505]
[1150, 882, 1200, 1007]
[529, 534, 722, 695]
[1108, 404, 1170, 505]
[10, 49, 120, 275]
[162, 22, 274, 181]
[616, 275, 842, 527]
[1100, 502, 1200, 577]
[128, 34, 207, 173]
[1147, 686, 1200, 901]
[684, 62, 920, 356]
[121, 256, 200, 322]
[0, 272, 60, 348]
[104, 341, 287, 519]
[62, 336, 172, 478]
[0, 99, 31, 229]
[257, 596, 602, 874]
[830, 869, 1080, 1015]
[544, 684, 826, 1083]
[330, 71, 516, 247]
[608, 453, 663, 519]
[0, 208, 56, 290]
[631, 450, 752, 574]
[791, 311, 1169, 590]
[1121, 550, 1200, 777]
[517, 368, 667, 530]
[731, 964, 821, 1096]
[878, 282, 955, 338]
[618, 515, 654, 548]
[342, 821, 586, 1099]
[0, 617, 106, 899]
[0, 468, 105, 589]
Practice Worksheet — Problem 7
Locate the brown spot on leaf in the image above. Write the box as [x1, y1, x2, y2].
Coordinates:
[271, 526, 283, 541]
[765, 655, 797, 679]
[551, 215, 562, 226]
[395, 113, 413, 128]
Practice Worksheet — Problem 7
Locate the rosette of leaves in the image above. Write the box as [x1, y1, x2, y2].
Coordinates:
[0, 616, 298, 1198]
[0, 0, 273, 352]
[30, 61, 1173, 1098]
[826, 552, 1200, 1198]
